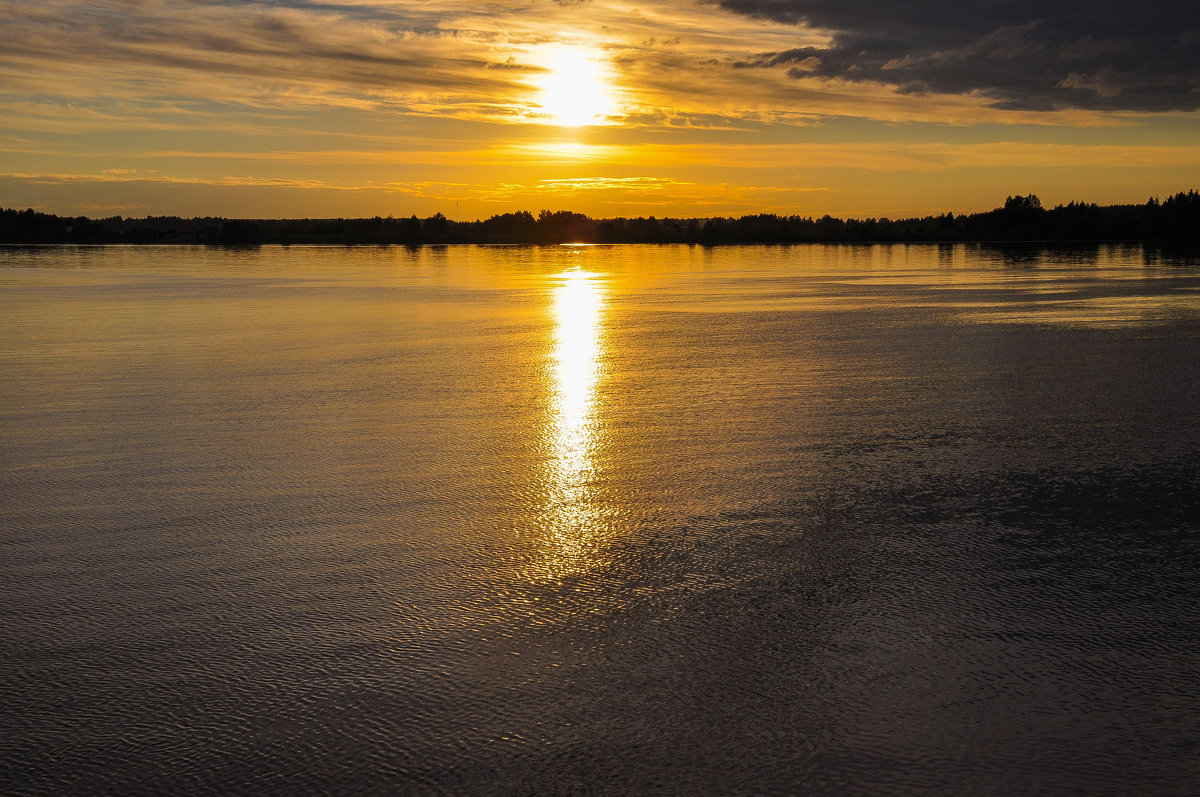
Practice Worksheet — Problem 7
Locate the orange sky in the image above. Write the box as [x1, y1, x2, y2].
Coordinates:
[3, 0, 1199, 219]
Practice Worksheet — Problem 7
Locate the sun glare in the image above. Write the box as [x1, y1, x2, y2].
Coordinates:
[531, 267, 609, 580]
[536, 46, 614, 127]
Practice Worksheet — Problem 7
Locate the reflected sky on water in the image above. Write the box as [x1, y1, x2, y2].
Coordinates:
[2, 243, 1199, 795]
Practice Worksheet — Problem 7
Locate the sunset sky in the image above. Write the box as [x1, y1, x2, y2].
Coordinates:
[3, 0, 1199, 219]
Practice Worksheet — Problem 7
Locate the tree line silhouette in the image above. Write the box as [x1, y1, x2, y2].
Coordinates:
[3, 191, 1198, 245]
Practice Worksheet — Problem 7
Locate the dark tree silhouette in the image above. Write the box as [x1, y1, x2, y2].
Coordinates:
[3, 190, 1199, 245]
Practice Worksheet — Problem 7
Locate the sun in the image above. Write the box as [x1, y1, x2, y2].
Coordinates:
[535, 46, 614, 127]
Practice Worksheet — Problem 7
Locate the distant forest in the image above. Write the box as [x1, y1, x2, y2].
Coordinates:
[3, 191, 1199, 245]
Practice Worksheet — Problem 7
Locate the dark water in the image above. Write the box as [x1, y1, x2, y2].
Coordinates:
[2, 243, 1198, 795]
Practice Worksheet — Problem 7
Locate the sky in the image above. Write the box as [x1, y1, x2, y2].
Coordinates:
[2, 0, 1199, 219]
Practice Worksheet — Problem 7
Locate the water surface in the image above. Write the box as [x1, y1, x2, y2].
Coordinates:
[2, 243, 1198, 794]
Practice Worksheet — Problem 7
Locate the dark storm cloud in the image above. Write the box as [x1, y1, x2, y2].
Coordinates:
[719, 0, 1200, 111]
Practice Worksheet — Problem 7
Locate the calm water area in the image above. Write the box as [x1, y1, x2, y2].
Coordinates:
[2, 243, 1199, 794]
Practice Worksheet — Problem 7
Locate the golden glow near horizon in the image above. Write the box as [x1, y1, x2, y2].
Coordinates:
[534, 46, 616, 127]
[534, 266, 608, 580]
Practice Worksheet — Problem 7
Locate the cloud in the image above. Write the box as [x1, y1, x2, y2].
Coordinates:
[3, 0, 1198, 222]
[716, 0, 1200, 111]
[0, 1, 533, 116]
[3, 170, 335, 189]
[534, 176, 692, 192]
[6, 0, 1165, 130]
[0, 0, 840, 127]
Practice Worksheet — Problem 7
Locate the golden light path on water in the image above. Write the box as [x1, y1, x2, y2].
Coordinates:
[533, 266, 609, 581]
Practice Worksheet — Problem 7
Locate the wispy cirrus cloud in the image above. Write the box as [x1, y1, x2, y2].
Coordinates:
[3, 170, 336, 189]
[533, 176, 694, 192]
[1, 2, 524, 99]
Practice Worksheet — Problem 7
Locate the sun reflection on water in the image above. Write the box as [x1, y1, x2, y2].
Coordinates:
[533, 267, 608, 580]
